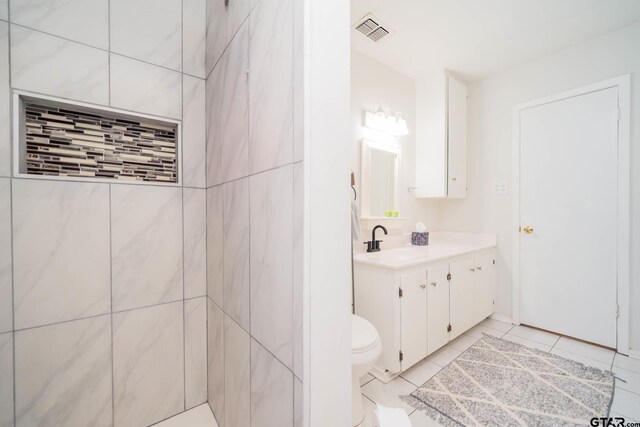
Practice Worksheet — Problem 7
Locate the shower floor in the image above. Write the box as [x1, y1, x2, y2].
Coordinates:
[153, 403, 219, 427]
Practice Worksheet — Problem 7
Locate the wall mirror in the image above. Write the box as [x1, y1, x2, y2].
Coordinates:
[360, 139, 400, 218]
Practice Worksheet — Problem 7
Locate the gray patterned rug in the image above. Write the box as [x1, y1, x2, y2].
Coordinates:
[403, 334, 614, 427]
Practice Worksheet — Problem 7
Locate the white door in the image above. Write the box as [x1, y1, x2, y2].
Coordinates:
[519, 87, 618, 348]
[449, 257, 476, 340]
[400, 270, 428, 369]
[426, 264, 450, 355]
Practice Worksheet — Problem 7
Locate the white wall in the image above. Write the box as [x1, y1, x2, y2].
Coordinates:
[440, 22, 640, 350]
[307, 1, 352, 425]
[351, 50, 440, 234]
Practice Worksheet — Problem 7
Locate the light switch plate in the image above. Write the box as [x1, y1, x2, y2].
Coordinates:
[493, 180, 508, 194]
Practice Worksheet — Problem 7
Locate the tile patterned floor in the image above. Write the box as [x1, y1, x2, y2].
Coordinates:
[153, 403, 219, 427]
[149, 320, 640, 427]
[358, 318, 640, 427]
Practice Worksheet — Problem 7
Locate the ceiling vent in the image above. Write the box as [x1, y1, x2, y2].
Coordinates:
[354, 14, 391, 42]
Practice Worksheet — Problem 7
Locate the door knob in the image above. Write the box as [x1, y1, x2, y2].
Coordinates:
[523, 225, 534, 234]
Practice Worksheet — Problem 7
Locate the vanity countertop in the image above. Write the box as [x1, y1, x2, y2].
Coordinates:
[353, 231, 496, 270]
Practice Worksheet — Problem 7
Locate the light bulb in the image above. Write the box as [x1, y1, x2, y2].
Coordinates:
[395, 115, 409, 136]
[374, 104, 385, 119]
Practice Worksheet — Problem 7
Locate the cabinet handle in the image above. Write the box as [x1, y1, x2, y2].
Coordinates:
[420, 284, 426, 289]
[477, 266, 482, 271]
[451, 177, 457, 181]
[470, 268, 475, 272]
[431, 282, 437, 287]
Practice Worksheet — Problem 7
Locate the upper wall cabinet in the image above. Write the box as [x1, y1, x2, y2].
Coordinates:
[415, 72, 468, 198]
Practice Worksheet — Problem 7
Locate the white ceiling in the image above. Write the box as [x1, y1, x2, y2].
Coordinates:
[351, 0, 640, 81]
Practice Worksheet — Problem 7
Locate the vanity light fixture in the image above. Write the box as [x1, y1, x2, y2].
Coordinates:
[395, 114, 409, 136]
[365, 105, 409, 136]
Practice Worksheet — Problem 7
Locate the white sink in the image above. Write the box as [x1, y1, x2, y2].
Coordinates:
[362, 247, 425, 262]
[353, 232, 497, 269]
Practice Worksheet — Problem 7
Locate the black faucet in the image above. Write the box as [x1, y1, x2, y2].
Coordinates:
[364, 225, 388, 252]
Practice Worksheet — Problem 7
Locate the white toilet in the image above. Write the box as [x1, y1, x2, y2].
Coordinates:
[352, 314, 382, 426]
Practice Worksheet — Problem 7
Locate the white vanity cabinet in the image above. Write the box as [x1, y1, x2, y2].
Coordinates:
[449, 253, 495, 340]
[354, 248, 495, 380]
[426, 264, 450, 354]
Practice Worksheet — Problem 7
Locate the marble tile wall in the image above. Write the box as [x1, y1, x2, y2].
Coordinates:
[207, 300, 225, 421]
[15, 315, 112, 427]
[113, 302, 184, 427]
[293, 163, 304, 379]
[183, 0, 207, 78]
[183, 75, 207, 187]
[248, 0, 293, 174]
[0, 179, 11, 334]
[11, 0, 109, 49]
[0, 2, 7, 21]
[223, 177, 250, 330]
[0, 332, 12, 427]
[224, 315, 251, 427]
[205, 0, 228, 76]
[219, 21, 249, 184]
[12, 179, 111, 329]
[185, 297, 208, 408]
[249, 165, 294, 369]
[0, 22, 9, 178]
[205, 0, 304, 425]
[111, 184, 184, 311]
[110, 54, 182, 120]
[11, 25, 110, 105]
[0, 2, 208, 426]
[250, 338, 294, 426]
[110, 0, 182, 71]
[184, 188, 207, 299]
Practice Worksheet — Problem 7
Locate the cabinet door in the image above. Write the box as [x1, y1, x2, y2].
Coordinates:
[474, 253, 496, 321]
[400, 270, 428, 370]
[426, 264, 450, 355]
[447, 75, 467, 198]
[449, 257, 475, 339]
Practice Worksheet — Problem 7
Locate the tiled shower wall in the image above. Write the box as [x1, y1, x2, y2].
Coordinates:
[205, 0, 304, 425]
[0, 0, 208, 426]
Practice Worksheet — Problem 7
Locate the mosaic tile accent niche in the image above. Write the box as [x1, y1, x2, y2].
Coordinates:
[22, 100, 179, 182]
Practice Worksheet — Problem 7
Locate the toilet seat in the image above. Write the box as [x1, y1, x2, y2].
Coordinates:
[352, 315, 380, 354]
[351, 314, 382, 426]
